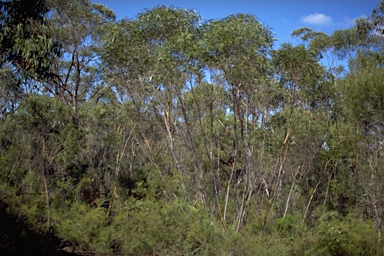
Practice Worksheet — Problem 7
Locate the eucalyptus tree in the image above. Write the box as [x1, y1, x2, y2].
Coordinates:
[101, 6, 205, 203]
[271, 43, 333, 221]
[1, 1, 383, 253]
[289, 1, 384, 233]
[332, 52, 384, 238]
[42, 0, 115, 108]
[0, 0, 57, 78]
[292, 0, 383, 78]
[0, 66, 21, 116]
[0, 0, 59, 118]
[354, 0, 384, 53]
[136, 6, 206, 203]
[0, 0, 118, 232]
[198, 14, 276, 230]
[0, 0, 58, 230]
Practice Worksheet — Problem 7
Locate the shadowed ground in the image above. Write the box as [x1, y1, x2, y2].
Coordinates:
[0, 201, 78, 256]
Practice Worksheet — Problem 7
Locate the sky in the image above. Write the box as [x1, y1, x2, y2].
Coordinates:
[91, 0, 379, 47]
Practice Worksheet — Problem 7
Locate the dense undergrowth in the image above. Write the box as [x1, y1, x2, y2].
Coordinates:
[1, 0, 384, 255]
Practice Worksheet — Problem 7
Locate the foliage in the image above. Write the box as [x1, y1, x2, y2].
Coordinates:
[0, 1, 384, 255]
[0, 0, 58, 78]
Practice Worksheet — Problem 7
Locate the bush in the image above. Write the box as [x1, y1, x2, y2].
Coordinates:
[52, 201, 108, 253]
[304, 212, 378, 256]
[274, 213, 301, 239]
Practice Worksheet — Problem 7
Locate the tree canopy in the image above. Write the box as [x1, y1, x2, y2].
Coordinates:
[1, 0, 384, 255]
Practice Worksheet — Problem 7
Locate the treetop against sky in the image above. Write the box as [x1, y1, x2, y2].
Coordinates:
[91, 0, 378, 46]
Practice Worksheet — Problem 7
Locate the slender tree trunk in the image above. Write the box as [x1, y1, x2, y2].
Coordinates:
[302, 180, 321, 224]
[42, 138, 50, 229]
[284, 165, 300, 218]
[224, 83, 240, 222]
[223, 161, 235, 221]
[176, 92, 205, 205]
[107, 125, 134, 217]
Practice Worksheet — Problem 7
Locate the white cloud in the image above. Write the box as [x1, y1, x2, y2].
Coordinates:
[301, 13, 332, 26]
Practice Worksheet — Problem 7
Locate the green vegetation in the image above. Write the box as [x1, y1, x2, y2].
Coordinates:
[1, 0, 384, 254]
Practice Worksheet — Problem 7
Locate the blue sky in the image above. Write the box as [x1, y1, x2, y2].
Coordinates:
[92, 0, 379, 47]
